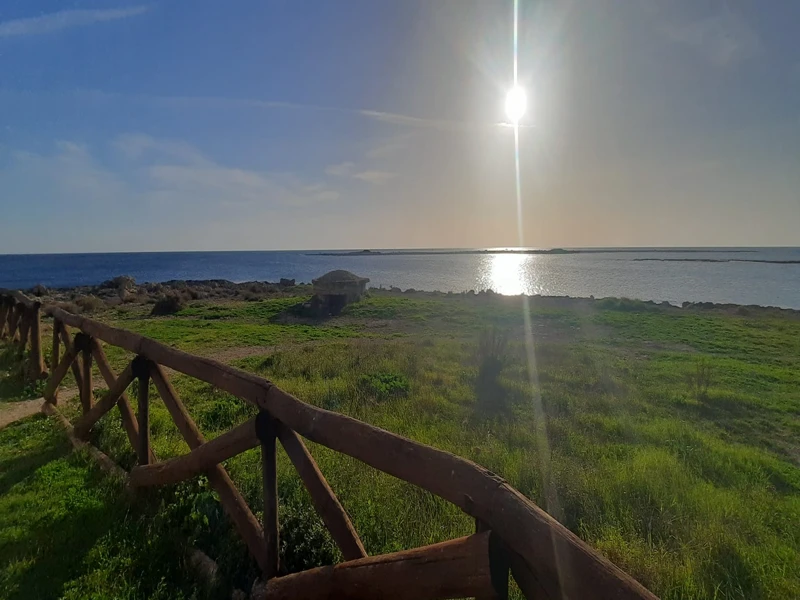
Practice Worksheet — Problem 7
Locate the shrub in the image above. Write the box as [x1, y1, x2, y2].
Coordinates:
[151, 294, 186, 316]
[56, 301, 80, 315]
[279, 500, 339, 574]
[596, 297, 656, 312]
[358, 372, 410, 401]
[686, 357, 714, 400]
[103, 275, 136, 290]
[475, 327, 511, 416]
[75, 295, 105, 313]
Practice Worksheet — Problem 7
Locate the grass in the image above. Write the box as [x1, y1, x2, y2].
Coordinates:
[1, 291, 798, 599]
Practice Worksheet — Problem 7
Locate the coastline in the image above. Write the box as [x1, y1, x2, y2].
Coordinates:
[11, 277, 799, 317]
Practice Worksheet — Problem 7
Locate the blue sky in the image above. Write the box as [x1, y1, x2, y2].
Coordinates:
[0, 0, 798, 252]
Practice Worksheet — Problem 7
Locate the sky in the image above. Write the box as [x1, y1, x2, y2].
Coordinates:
[0, 0, 798, 253]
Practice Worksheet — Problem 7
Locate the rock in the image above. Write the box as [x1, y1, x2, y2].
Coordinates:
[279, 278, 295, 287]
[102, 275, 136, 291]
[30, 284, 48, 297]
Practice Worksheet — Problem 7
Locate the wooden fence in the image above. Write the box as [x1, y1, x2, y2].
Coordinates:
[0, 290, 658, 600]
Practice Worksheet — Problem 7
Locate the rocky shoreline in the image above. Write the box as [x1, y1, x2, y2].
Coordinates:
[15, 276, 800, 319]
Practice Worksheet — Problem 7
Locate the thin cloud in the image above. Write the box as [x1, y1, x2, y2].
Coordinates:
[325, 162, 356, 177]
[11, 88, 503, 132]
[0, 7, 148, 38]
[353, 170, 396, 185]
[358, 109, 499, 132]
[664, 12, 759, 67]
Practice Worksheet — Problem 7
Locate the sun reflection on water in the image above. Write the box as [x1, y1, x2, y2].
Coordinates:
[478, 253, 542, 296]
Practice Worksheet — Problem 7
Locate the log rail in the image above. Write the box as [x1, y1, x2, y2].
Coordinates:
[0, 290, 658, 600]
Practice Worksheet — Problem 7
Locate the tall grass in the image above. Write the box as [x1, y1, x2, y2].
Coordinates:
[1, 293, 798, 599]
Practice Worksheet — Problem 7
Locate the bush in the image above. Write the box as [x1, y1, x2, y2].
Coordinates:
[75, 295, 105, 313]
[279, 500, 339, 574]
[475, 327, 511, 416]
[103, 275, 136, 290]
[596, 297, 656, 312]
[358, 372, 410, 401]
[151, 294, 186, 316]
[56, 301, 80, 315]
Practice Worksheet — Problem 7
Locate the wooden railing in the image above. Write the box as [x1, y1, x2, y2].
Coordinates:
[0, 290, 658, 600]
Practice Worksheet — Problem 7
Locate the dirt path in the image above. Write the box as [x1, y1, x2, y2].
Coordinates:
[0, 388, 79, 430]
[0, 398, 44, 430]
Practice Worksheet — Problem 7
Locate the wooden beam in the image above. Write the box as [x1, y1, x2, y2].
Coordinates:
[77, 333, 94, 413]
[51, 319, 61, 377]
[44, 306, 658, 600]
[276, 421, 366, 561]
[43, 345, 77, 405]
[17, 306, 30, 351]
[128, 416, 258, 487]
[0, 299, 9, 338]
[251, 532, 496, 600]
[475, 519, 507, 600]
[256, 411, 279, 579]
[10, 304, 23, 342]
[9, 290, 36, 308]
[89, 338, 153, 462]
[58, 323, 84, 398]
[28, 302, 46, 380]
[149, 363, 269, 574]
[73, 361, 135, 440]
[135, 357, 151, 466]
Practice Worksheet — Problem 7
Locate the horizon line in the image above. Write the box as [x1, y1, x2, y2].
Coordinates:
[0, 245, 797, 257]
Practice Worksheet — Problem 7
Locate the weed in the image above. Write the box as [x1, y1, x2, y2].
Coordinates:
[687, 356, 714, 400]
[358, 372, 410, 401]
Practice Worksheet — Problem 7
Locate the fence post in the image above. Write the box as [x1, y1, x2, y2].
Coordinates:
[28, 301, 46, 379]
[75, 333, 94, 413]
[256, 410, 279, 579]
[133, 356, 151, 465]
[8, 303, 22, 342]
[0, 297, 9, 338]
[17, 306, 30, 353]
[51, 319, 61, 374]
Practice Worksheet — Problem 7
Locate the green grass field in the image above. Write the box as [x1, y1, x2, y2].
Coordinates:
[1, 291, 798, 599]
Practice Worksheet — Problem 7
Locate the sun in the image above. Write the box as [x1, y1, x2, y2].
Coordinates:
[504, 85, 527, 125]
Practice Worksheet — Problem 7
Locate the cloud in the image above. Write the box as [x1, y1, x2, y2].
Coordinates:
[0, 7, 148, 38]
[664, 12, 759, 67]
[326, 161, 396, 185]
[113, 133, 209, 165]
[0, 136, 339, 219]
[358, 110, 499, 132]
[365, 132, 416, 159]
[1, 87, 502, 133]
[325, 162, 356, 177]
[352, 171, 396, 185]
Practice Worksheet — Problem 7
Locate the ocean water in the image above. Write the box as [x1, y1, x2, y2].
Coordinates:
[0, 248, 798, 309]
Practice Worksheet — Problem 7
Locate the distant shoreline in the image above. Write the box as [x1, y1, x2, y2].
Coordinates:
[307, 248, 758, 257]
[633, 258, 800, 265]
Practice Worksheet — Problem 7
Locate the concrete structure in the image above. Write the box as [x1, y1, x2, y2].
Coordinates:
[311, 270, 369, 315]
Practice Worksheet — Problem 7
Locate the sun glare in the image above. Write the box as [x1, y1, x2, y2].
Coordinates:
[505, 85, 527, 125]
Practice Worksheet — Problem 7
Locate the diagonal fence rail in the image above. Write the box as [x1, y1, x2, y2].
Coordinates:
[0, 289, 658, 600]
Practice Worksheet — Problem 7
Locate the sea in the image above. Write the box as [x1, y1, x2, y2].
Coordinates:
[0, 248, 798, 310]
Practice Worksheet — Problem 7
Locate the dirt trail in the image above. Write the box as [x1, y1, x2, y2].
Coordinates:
[0, 398, 44, 429]
[0, 388, 78, 430]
